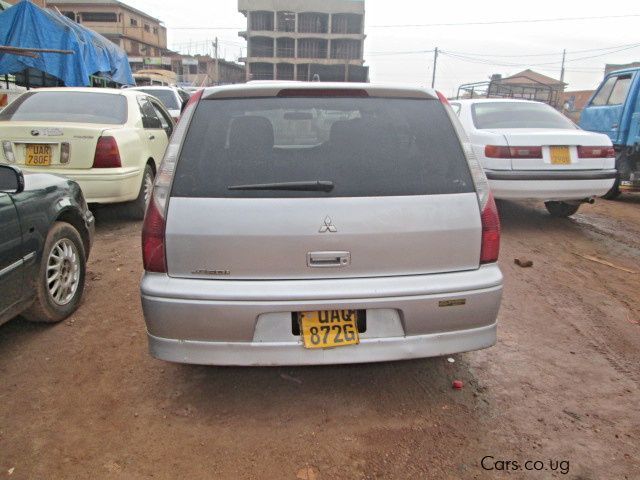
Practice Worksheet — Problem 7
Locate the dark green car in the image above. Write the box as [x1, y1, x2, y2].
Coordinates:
[0, 165, 94, 326]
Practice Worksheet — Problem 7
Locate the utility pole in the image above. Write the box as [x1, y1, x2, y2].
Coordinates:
[213, 38, 219, 86]
[560, 48, 566, 84]
[431, 47, 438, 89]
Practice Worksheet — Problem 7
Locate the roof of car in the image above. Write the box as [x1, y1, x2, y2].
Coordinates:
[129, 86, 180, 91]
[23, 87, 143, 98]
[201, 82, 439, 100]
[452, 98, 542, 105]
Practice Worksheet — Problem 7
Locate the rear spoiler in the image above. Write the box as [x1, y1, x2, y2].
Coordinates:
[203, 85, 437, 100]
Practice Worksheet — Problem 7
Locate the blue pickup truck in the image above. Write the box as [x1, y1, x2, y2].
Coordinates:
[580, 68, 640, 198]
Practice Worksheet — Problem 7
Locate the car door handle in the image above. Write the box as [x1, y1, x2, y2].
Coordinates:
[612, 123, 619, 129]
[149, 134, 155, 140]
[307, 251, 351, 268]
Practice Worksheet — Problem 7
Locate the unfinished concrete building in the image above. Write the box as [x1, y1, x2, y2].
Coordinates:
[238, 0, 368, 82]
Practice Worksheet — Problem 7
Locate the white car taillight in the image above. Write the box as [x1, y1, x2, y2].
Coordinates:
[2, 141, 15, 163]
[93, 136, 122, 168]
[142, 88, 204, 273]
[60, 142, 70, 164]
[437, 91, 500, 263]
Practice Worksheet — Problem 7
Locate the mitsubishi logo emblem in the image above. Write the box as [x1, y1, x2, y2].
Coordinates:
[319, 216, 337, 233]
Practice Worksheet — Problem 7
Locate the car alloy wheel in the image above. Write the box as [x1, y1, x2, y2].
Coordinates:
[46, 238, 81, 306]
[143, 170, 155, 208]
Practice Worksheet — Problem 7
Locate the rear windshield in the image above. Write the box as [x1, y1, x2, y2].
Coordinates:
[0, 91, 127, 124]
[472, 102, 576, 129]
[172, 97, 474, 198]
[136, 89, 180, 110]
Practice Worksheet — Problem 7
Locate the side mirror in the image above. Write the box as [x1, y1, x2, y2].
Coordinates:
[0, 164, 24, 194]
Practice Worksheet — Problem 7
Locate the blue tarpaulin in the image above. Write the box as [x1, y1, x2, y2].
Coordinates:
[0, 0, 134, 86]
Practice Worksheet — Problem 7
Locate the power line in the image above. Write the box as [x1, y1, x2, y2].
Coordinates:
[367, 13, 640, 28]
[442, 42, 640, 58]
[439, 43, 640, 68]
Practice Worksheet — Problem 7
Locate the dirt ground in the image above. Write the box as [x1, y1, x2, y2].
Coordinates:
[1, 196, 639, 480]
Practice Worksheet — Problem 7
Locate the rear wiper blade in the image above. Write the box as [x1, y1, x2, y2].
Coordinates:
[228, 181, 334, 192]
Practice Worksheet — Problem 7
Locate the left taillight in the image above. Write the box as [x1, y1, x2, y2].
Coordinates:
[480, 192, 501, 264]
[142, 198, 167, 272]
[2, 141, 15, 163]
[485, 145, 542, 159]
[93, 136, 121, 168]
[142, 88, 204, 273]
[577, 146, 615, 158]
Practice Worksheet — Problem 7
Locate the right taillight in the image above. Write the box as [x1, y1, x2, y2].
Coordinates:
[93, 136, 121, 168]
[142, 88, 204, 273]
[480, 192, 501, 264]
[577, 146, 615, 158]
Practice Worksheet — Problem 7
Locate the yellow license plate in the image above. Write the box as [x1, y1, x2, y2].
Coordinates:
[299, 310, 360, 349]
[25, 144, 52, 166]
[550, 146, 571, 165]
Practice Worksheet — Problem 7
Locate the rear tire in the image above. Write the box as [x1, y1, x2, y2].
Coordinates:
[126, 164, 154, 220]
[544, 201, 580, 218]
[22, 222, 86, 323]
[603, 152, 625, 200]
[602, 176, 622, 200]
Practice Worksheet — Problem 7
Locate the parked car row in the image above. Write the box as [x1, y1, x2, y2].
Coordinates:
[0, 80, 630, 366]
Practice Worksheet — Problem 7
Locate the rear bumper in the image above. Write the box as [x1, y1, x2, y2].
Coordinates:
[147, 322, 497, 366]
[140, 265, 503, 366]
[485, 169, 616, 200]
[20, 166, 143, 204]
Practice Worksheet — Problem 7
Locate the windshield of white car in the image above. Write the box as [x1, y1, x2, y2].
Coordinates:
[0, 92, 128, 124]
[136, 89, 180, 110]
[471, 102, 576, 129]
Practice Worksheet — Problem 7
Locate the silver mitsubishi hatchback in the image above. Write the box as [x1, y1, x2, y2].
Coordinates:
[140, 83, 503, 366]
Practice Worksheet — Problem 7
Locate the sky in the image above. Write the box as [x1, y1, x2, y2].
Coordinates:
[123, 0, 640, 95]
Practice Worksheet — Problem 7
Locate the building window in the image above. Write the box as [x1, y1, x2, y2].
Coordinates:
[130, 18, 138, 26]
[277, 11, 295, 32]
[250, 11, 274, 31]
[298, 13, 328, 34]
[153, 26, 158, 34]
[276, 38, 295, 58]
[144, 24, 150, 32]
[331, 14, 363, 34]
[80, 12, 118, 22]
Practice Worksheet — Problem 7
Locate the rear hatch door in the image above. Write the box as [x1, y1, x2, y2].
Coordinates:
[166, 93, 482, 280]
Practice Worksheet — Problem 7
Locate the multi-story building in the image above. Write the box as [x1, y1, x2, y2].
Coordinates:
[5, 0, 47, 7]
[47, 0, 167, 58]
[238, 0, 368, 82]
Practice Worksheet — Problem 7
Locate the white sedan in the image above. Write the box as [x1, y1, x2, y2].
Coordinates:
[0, 88, 174, 218]
[450, 99, 616, 217]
